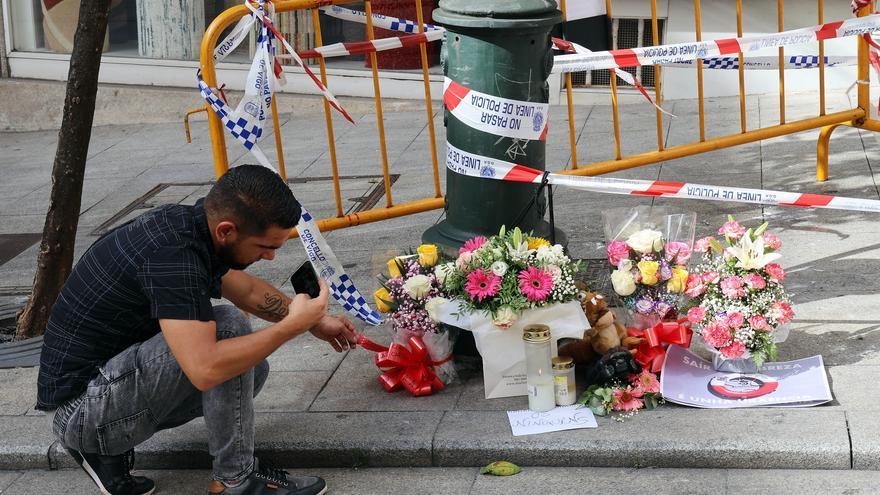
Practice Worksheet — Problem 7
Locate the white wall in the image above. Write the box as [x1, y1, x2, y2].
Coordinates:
[663, 0, 856, 99]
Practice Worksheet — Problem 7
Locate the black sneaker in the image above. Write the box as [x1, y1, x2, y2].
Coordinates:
[65, 448, 155, 495]
[207, 458, 327, 495]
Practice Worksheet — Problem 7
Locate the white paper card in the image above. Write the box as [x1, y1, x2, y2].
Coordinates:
[507, 405, 598, 436]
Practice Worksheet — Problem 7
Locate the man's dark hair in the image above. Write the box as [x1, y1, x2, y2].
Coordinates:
[205, 165, 301, 235]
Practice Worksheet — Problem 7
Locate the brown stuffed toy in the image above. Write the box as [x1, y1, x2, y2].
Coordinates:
[558, 283, 643, 365]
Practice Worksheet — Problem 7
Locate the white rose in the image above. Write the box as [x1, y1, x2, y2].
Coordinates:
[434, 262, 455, 285]
[619, 259, 633, 271]
[492, 305, 519, 329]
[403, 274, 432, 300]
[491, 261, 508, 277]
[610, 269, 637, 296]
[425, 297, 450, 322]
[626, 229, 664, 254]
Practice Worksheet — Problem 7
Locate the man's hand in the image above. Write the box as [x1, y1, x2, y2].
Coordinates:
[309, 315, 359, 352]
[281, 279, 330, 337]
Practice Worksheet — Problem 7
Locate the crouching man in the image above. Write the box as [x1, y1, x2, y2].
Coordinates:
[37, 165, 356, 495]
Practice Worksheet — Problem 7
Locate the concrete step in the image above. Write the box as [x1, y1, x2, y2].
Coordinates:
[2, 466, 880, 495]
[3, 403, 871, 472]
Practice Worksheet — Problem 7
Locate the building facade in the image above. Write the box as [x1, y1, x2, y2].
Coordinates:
[0, 0, 863, 100]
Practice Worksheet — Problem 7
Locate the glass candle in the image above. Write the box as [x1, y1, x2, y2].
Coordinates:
[552, 356, 576, 406]
[523, 324, 556, 412]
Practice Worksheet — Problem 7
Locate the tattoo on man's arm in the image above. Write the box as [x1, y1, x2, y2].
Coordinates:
[256, 293, 288, 321]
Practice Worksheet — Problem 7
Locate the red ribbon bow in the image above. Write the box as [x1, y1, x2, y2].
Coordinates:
[627, 319, 693, 374]
[357, 334, 451, 397]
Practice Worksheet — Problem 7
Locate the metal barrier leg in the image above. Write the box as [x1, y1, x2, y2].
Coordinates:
[816, 123, 842, 182]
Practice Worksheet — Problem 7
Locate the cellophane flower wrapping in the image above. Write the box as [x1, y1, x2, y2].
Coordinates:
[602, 206, 697, 329]
[373, 245, 457, 385]
[685, 217, 793, 367]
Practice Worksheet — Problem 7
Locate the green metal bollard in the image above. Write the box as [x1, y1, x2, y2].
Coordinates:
[422, 0, 565, 254]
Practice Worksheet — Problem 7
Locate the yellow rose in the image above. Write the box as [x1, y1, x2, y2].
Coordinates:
[387, 258, 403, 278]
[373, 288, 392, 313]
[667, 266, 689, 293]
[417, 244, 439, 267]
[527, 237, 551, 250]
[637, 260, 660, 286]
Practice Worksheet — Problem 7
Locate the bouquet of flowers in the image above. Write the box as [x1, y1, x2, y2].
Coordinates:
[373, 244, 457, 385]
[578, 370, 662, 420]
[441, 226, 583, 328]
[603, 207, 697, 329]
[685, 216, 794, 369]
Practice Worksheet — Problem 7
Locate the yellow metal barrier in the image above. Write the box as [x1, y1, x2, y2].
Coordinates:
[197, 0, 878, 237]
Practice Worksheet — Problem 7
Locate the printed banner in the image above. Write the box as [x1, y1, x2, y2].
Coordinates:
[443, 78, 550, 141]
[553, 13, 880, 73]
[661, 345, 832, 408]
[445, 141, 880, 213]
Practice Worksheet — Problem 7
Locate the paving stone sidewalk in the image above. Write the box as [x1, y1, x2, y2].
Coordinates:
[0, 91, 879, 477]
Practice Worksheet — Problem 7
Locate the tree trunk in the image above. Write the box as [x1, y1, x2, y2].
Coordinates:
[15, 0, 112, 340]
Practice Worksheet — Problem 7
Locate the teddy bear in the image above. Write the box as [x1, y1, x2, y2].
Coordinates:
[558, 283, 644, 385]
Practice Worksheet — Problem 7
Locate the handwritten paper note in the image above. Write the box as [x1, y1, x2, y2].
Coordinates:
[506, 405, 598, 436]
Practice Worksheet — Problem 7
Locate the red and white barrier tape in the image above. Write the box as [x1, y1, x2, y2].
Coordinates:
[443, 78, 550, 141]
[554, 14, 880, 73]
[445, 142, 880, 213]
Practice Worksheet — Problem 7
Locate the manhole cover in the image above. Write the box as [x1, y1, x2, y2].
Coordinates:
[90, 175, 398, 236]
[0, 233, 42, 267]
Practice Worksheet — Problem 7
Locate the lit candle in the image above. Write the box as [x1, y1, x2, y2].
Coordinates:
[523, 325, 556, 412]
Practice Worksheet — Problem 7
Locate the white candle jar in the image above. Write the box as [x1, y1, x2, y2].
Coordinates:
[523, 324, 556, 412]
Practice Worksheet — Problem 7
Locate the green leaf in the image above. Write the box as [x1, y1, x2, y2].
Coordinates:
[727, 214, 736, 222]
[590, 405, 607, 416]
[709, 238, 725, 254]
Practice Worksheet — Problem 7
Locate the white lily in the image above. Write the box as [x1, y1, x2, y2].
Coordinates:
[725, 233, 781, 270]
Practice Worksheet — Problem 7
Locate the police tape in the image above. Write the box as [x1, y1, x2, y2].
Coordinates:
[443, 78, 550, 141]
[661, 55, 857, 70]
[445, 142, 880, 213]
[554, 13, 880, 73]
[200, 0, 381, 325]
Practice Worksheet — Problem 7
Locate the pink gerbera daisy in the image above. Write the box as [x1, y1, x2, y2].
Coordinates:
[612, 386, 645, 412]
[517, 266, 554, 302]
[465, 269, 501, 302]
[459, 236, 488, 254]
[632, 370, 661, 394]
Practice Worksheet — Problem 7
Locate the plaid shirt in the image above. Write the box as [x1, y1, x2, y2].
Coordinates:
[37, 199, 230, 410]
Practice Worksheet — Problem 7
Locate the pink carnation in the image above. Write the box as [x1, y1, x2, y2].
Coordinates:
[718, 220, 746, 239]
[459, 236, 488, 254]
[720, 276, 746, 299]
[720, 341, 747, 359]
[611, 386, 645, 412]
[725, 312, 745, 329]
[685, 273, 707, 297]
[694, 236, 716, 253]
[743, 273, 767, 290]
[702, 320, 732, 348]
[664, 241, 692, 265]
[687, 306, 706, 324]
[769, 301, 794, 324]
[702, 271, 720, 284]
[762, 232, 782, 250]
[765, 263, 786, 283]
[606, 240, 630, 266]
[749, 315, 771, 331]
